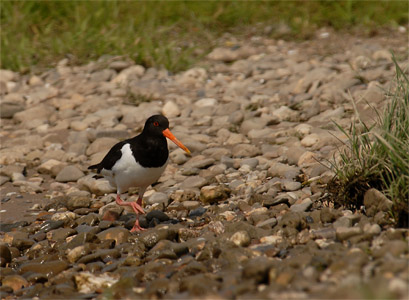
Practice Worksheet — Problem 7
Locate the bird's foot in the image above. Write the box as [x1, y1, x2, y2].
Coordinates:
[115, 195, 145, 214]
[130, 219, 146, 232]
[130, 201, 145, 214]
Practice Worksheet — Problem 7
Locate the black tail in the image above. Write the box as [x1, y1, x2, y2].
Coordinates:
[88, 164, 100, 171]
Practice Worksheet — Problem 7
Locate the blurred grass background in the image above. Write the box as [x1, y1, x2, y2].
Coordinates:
[1, 1, 408, 73]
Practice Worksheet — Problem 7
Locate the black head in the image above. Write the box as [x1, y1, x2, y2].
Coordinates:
[143, 115, 169, 136]
[142, 114, 191, 154]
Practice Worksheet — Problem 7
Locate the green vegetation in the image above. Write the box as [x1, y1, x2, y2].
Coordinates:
[329, 57, 409, 227]
[1, 1, 408, 73]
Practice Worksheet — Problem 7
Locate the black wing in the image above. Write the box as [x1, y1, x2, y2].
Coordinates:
[88, 140, 128, 173]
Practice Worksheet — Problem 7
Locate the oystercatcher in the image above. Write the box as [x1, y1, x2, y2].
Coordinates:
[88, 114, 190, 232]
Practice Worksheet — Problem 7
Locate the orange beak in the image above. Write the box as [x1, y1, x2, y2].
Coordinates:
[162, 128, 191, 155]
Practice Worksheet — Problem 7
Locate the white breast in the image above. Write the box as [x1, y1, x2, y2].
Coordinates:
[101, 143, 167, 194]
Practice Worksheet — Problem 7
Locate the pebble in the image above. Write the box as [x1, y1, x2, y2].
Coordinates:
[55, 165, 85, 182]
[268, 163, 300, 180]
[232, 144, 261, 158]
[200, 185, 231, 204]
[290, 198, 313, 212]
[162, 101, 181, 118]
[230, 230, 251, 247]
[180, 176, 207, 189]
[301, 133, 320, 147]
[147, 192, 169, 206]
[66, 191, 91, 210]
[363, 188, 393, 217]
[335, 226, 363, 241]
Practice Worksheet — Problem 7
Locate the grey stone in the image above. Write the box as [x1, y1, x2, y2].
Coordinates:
[290, 199, 313, 212]
[282, 180, 302, 191]
[180, 176, 207, 189]
[232, 144, 261, 158]
[364, 188, 393, 217]
[268, 162, 301, 180]
[86, 137, 119, 156]
[66, 191, 91, 211]
[240, 118, 268, 135]
[147, 192, 169, 206]
[56, 165, 85, 182]
[240, 158, 259, 169]
[335, 226, 362, 241]
[0, 102, 25, 118]
[256, 217, 278, 229]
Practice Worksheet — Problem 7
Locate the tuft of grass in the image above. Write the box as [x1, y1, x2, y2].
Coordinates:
[329, 55, 409, 227]
[1, 1, 408, 73]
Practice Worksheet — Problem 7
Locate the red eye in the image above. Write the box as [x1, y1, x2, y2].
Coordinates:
[153, 121, 159, 127]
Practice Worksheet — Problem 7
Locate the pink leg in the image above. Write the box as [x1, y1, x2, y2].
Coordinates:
[115, 194, 146, 232]
[115, 194, 144, 214]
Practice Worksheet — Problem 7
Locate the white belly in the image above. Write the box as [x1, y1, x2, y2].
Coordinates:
[101, 144, 167, 194]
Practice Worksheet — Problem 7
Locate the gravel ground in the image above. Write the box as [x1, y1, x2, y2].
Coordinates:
[0, 29, 408, 299]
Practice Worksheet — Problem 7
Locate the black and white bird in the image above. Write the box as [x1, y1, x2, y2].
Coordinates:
[88, 115, 190, 232]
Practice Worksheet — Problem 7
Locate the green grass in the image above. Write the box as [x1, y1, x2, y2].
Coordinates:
[1, 1, 408, 73]
[329, 56, 409, 227]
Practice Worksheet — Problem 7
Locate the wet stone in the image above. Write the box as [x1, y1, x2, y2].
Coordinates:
[12, 238, 35, 251]
[46, 227, 76, 241]
[0, 221, 29, 232]
[0, 244, 12, 267]
[146, 210, 170, 225]
[76, 213, 100, 226]
[19, 260, 69, 278]
[97, 227, 130, 245]
[139, 226, 177, 248]
[2, 275, 28, 292]
[4, 231, 29, 244]
[64, 232, 98, 250]
[77, 249, 121, 264]
[25, 272, 48, 284]
[188, 206, 207, 218]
